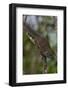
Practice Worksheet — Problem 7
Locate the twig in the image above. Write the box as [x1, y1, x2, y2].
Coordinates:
[42, 56, 48, 74]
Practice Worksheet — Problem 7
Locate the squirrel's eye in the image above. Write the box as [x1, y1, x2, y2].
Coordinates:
[43, 51, 52, 58]
[43, 51, 48, 56]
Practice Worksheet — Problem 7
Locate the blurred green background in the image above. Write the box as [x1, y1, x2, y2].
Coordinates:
[23, 15, 57, 74]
